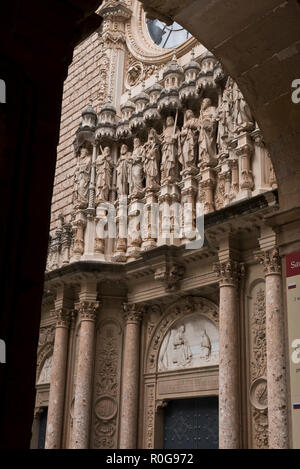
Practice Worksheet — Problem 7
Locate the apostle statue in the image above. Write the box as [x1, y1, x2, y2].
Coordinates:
[198, 98, 218, 170]
[72, 146, 91, 209]
[178, 109, 198, 173]
[130, 137, 145, 199]
[143, 128, 161, 191]
[116, 144, 131, 198]
[232, 81, 255, 134]
[217, 77, 234, 153]
[95, 146, 113, 204]
[161, 115, 180, 183]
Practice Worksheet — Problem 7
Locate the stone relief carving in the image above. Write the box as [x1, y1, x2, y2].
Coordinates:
[158, 315, 218, 372]
[37, 355, 53, 385]
[48, 46, 276, 269]
[92, 318, 123, 449]
[145, 297, 218, 374]
[249, 284, 268, 449]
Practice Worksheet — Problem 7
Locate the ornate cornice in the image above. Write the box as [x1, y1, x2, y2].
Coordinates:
[123, 302, 146, 324]
[256, 248, 281, 276]
[214, 260, 245, 286]
[75, 301, 100, 322]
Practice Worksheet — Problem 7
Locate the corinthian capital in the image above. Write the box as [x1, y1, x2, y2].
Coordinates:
[55, 308, 71, 328]
[75, 301, 100, 322]
[257, 248, 281, 276]
[123, 303, 146, 324]
[214, 260, 245, 286]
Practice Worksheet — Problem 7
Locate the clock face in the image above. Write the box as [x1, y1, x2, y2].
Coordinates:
[146, 19, 192, 49]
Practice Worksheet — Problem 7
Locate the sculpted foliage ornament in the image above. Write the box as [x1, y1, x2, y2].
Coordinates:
[257, 248, 281, 276]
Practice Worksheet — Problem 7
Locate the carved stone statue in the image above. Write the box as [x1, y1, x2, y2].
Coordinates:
[116, 144, 131, 197]
[171, 325, 192, 367]
[130, 137, 144, 199]
[200, 329, 211, 359]
[161, 116, 180, 183]
[72, 146, 91, 209]
[232, 81, 255, 134]
[178, 109, 198, 173]
[96, 146, 113, 203]
[198, 98, 218, 170]
[143, 128, 161, 191]
[217, 77, 234, 153]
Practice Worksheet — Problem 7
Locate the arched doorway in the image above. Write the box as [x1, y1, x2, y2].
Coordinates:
[143, 297, 219, 449]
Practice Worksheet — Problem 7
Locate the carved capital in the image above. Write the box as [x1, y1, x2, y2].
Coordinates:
[123, 303, 145, 324]
[256, 248, 281, 276]
[75, 301, 100, 322]
[55, 308, 71, 328]
[214, 260, 245, 286]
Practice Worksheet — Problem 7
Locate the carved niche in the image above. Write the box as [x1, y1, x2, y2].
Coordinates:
[91, 318, 123, 449]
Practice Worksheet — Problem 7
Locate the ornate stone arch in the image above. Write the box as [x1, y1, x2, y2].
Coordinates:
[36, 342, 54, 384]
[145, 296, 219, 374]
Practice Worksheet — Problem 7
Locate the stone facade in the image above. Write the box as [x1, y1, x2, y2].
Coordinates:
[32, 0, 290, 449]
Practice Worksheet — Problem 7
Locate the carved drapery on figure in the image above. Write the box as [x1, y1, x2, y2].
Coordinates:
[143, 128, 161, 192]
[198, 98, 218, 170]
[73, 147, 91, 209]
[96, 146, 113, 204]
[178, 109, 198, 174]
[161, 116, 180, 184]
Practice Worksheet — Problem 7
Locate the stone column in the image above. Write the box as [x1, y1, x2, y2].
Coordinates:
[214, 260, 243, 449]
[259, 248, 289, 448]
[45, 308, 70, 449]
[72, 300, 99, 449]
[119, 303, 144, 449]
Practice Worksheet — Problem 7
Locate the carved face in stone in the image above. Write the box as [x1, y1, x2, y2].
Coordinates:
[166, 116, 174, 127]
[134, 138, 140, 149]
[201, 98, 212, 110]
[185, 109, 194, 121]
[121, 144, 128, 155]
[80, 147, 89, 158]
[103, 146, 110, 157]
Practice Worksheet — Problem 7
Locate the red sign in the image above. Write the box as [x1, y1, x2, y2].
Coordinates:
[286, 251, 300, 278]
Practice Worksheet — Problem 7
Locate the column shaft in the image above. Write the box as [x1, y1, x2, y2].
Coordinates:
[215, 261, 242, 449]
[262, 249, 289, 448]
[45, 310, 70, 449]
[119, 304, 143, 449]
[72, 301, 98, 449]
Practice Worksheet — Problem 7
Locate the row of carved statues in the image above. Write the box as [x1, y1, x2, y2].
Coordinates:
[73, 79, 257, 210]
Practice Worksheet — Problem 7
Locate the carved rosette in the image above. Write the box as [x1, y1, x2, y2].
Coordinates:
[123, 303, 145, 324]
[248, 286, 268, 448]
[75, 301, 100, 322]
[214, 260, 245, 287]
[257, 248, 281, 276]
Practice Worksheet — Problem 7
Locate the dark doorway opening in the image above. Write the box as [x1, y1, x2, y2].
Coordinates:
[163, 396, 218, 449]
